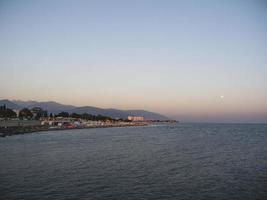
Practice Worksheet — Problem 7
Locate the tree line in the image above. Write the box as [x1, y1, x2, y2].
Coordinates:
[0, 105, 17, 118]
[0, 105, 120, 121]
[0, 105, 47, 120]
[54, 112, 116, 121]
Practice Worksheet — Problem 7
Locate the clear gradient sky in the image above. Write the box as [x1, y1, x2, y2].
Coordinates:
[0, 0, 267, 122]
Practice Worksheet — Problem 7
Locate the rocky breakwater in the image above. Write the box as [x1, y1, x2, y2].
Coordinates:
[0, 120, 48, 137]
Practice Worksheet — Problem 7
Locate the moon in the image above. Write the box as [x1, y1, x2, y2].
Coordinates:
[220, 95, 224, 99]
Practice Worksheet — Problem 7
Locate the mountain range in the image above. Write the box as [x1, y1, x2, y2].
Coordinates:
[0, 99, 169, 120]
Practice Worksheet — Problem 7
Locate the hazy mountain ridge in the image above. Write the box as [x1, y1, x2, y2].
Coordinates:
[12, 100, 39, 107]
[0, 99, 21, 109]
[0, 99, 169, 120]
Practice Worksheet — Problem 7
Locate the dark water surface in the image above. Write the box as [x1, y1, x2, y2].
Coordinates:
[0, 124, 267, 200]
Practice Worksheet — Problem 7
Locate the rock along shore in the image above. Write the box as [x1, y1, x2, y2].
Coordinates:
[0, 123, 147, 137]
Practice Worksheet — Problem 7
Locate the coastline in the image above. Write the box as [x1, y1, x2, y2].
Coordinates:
[0, 123, 147, 137]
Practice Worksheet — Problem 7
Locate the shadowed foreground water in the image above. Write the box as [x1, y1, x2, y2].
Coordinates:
[0, 124, 266, 200]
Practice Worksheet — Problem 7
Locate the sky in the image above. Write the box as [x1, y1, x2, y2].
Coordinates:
[0, 0, 267, 123]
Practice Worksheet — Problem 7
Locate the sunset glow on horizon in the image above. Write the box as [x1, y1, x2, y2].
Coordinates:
[0, 0, 266, 122]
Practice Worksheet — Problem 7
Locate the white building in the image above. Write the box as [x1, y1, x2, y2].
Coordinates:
[128, 116, 144, 121]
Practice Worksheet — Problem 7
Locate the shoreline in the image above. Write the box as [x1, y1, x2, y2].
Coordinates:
[0, 123, 147, 137]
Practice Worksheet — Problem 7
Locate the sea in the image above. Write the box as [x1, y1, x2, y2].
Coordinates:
[0, 123, 266, 200]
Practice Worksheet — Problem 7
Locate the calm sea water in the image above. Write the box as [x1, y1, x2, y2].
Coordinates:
[0, 123, 266, 200]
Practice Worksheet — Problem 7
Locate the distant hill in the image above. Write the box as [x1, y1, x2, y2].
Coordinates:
[67, 107, 128, 119]
[0, 99, 169, 120]
[13, 100, 76, 113]
[0, 99, 21, 109]
[66, 107, 168, 120]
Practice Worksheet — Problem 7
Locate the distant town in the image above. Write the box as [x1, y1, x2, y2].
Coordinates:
[0, 104, 177, 137]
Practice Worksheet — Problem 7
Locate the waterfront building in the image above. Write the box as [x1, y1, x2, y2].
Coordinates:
[128, 116, 144, 121]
